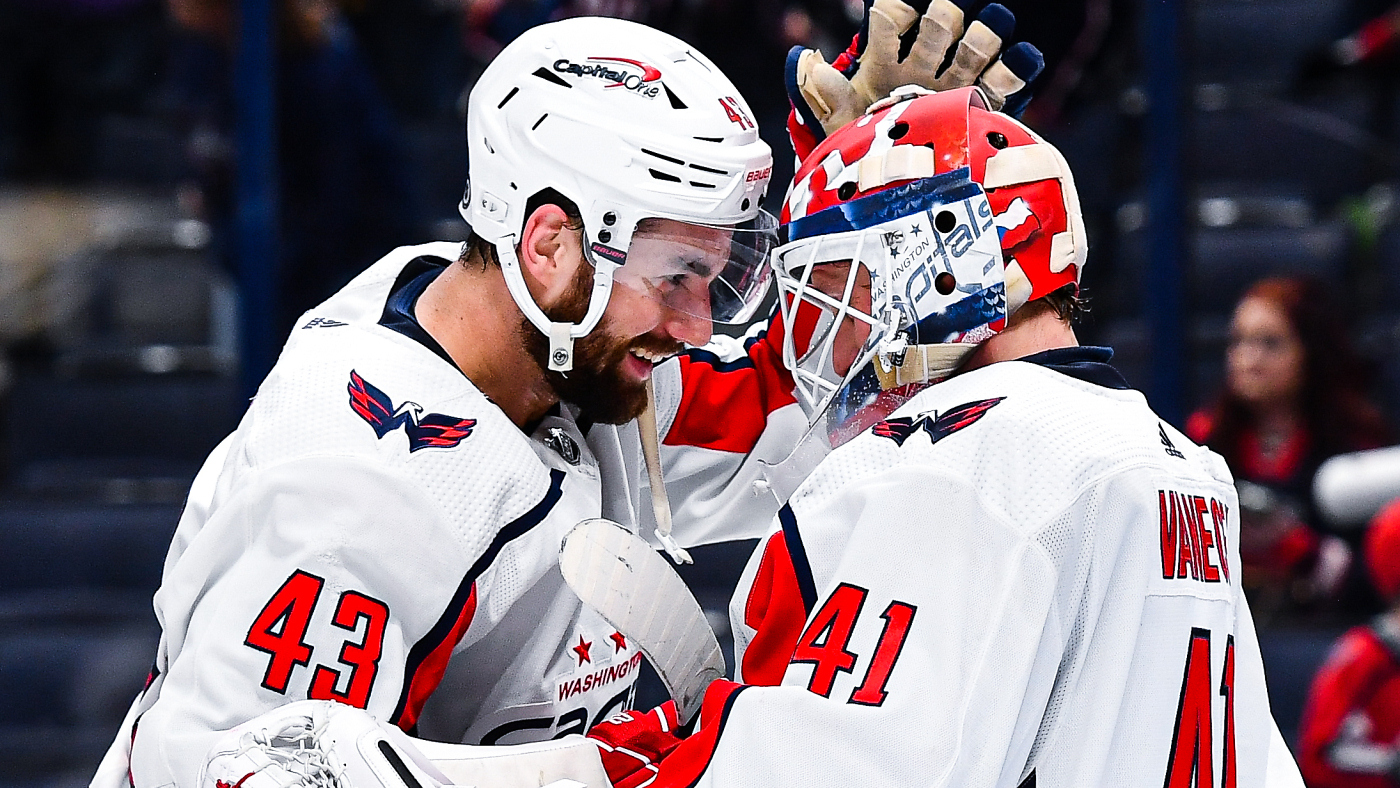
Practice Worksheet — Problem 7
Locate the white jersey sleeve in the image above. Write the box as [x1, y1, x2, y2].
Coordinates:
[652, 359, 1299, 788]
[641, 317, 812, 547]
[130, 456, 474, 786]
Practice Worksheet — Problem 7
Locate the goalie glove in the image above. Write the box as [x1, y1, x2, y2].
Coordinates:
[200, 700, 449, 788]
[785, 0, 1045, 159]
[586, 701, 682, 788]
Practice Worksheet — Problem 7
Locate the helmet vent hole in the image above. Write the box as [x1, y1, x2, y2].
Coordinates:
[689, 163, 727, 175]
[483, 137, 494, 155]
[603, 212, 617, 226]
[532, 68, 572, 88]
[497, 87, 520, 109]
[741, 198, 751, 211]
[689, 181, 717, 188]
[934, 272, 956, 296]
[987, 132, 1009, 149]
[642, 148, 686, 166]
[664, 84, 688, 110]
[934, 210, 956, 232]
[649, 169, 682, 183]
[837, 182, 858, 200]
[599, 230, 613, 243]
[531, 114, 548, 131]
[694, 136, 724, 143]
[888, 121, 910, 140]
[510, 182, 517, 190]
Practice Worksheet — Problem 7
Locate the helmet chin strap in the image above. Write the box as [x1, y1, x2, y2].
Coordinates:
[496, 235, 691, 565]
[494, 237, 617, 372]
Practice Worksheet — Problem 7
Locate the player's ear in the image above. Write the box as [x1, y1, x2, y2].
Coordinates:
[518, 203, 584, 304]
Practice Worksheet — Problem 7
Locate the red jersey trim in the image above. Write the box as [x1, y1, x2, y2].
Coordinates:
[653, 679, 749, 788]
[665, 320, 797, 454]
[390, 468, 566, 729]
[740, 525, 815, 686]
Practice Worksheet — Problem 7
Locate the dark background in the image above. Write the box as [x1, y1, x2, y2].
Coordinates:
[1, 0, 1398, 783]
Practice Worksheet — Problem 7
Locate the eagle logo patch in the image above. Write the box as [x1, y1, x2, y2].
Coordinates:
[348, 370, 477, 452]
[870, 397, 1005, 447]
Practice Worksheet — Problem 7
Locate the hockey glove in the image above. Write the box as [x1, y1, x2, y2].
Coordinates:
[586, 701, 682, 788]
[201, 700, 449, 788]
[786, 0, 1044, 159]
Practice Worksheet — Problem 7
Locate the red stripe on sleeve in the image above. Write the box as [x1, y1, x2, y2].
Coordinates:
[396, 583, 477, 731]
[741, 531, 811, 686]
[665, 301, 823, 453]
[652, 679, 748, 788]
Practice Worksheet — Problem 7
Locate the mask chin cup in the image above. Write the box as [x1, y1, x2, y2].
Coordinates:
[870, 343, 978, 389]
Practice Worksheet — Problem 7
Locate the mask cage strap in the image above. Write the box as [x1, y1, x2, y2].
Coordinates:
[871, 343, 979, 389]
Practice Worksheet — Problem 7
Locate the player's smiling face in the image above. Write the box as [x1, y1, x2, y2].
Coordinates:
[527, 217, 724, 424]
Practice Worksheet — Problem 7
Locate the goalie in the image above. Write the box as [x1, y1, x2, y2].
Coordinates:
[588, 87, 1308, 788]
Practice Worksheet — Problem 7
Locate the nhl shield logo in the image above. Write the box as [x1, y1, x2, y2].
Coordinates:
[546, 427, 581, 465]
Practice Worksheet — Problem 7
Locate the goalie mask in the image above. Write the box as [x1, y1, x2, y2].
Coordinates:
[775, 86, 1086, 443]
[461, 17, 777, 371]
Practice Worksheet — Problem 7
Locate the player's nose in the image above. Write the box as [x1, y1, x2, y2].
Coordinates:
[663, 303, 711, 347]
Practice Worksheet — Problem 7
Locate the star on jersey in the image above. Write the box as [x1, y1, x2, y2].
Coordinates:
[871, 397, 1006, 447]
[573, 635, 593, 665]
[348, 370, 477, 452]
[610, 631, 628, 653]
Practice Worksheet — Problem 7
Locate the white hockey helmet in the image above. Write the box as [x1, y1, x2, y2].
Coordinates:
[460, 17, 778, 370]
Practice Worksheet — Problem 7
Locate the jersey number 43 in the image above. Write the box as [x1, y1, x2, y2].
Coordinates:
[244, 569, 390, 709]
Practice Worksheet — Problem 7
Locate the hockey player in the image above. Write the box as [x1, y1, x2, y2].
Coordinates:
[93, 7, 1044, 788]
[590, 87, 1308, 788]
[91, 18, 799, 788]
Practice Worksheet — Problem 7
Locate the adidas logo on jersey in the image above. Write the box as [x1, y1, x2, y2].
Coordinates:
[302, 317, 348, 329]
[298, 316, 344, 328]
[1160, 423, 1185, 459]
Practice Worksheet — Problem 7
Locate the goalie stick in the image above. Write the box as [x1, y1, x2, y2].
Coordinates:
[559, 518, 725, 725]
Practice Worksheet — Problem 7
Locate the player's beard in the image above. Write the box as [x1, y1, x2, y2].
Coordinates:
[521, 263, 683, 425]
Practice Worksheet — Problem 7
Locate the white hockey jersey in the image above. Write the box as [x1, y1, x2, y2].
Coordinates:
[95, 242, 810, 788]
[652, 348, 1305, 788]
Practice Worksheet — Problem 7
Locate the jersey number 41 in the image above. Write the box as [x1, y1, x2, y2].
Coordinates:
[1166, 627, 1237, 788]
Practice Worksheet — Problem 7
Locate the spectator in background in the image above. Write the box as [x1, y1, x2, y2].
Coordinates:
[164, 0, 420, 336]
[1188, 276, 1395, 622]
[1298, 497, 1400, 788]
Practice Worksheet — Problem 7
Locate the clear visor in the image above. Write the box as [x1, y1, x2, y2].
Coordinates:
[607, 210, 778, 326]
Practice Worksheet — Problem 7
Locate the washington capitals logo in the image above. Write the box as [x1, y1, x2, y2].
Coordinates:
[347, 371, 477, 452]
[871, 397, 1005, 447]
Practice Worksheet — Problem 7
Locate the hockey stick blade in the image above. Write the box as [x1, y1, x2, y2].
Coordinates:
[559, 518, 725, 724]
